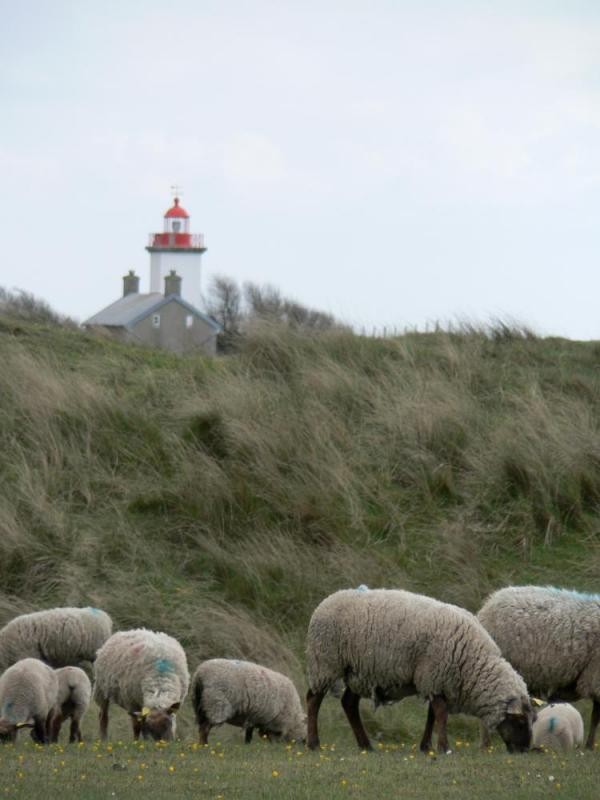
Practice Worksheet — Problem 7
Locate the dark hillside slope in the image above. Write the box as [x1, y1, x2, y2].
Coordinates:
[1, 317, 600, 683]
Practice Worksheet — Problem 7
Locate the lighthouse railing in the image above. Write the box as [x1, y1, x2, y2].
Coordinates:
[148, 233, 205, 249]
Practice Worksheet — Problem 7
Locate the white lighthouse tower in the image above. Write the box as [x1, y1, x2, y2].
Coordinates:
[147, 191, 206, 309]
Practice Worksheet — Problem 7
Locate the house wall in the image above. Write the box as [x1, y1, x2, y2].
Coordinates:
[129, 300, 217, 355]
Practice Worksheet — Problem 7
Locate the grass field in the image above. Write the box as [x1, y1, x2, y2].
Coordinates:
[1, 735, 598, 799]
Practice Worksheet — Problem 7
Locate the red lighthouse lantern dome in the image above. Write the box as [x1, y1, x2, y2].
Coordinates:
[162, 197, 190, 237]
[165, 197, 190, 220]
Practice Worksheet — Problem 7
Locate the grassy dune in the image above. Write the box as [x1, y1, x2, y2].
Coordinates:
[1, 315, 600, 794]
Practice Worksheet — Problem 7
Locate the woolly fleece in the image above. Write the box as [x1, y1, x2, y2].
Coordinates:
[93, 629, 189, 714]
[307, 588, 530, 732]
[0, 658, 58, 727]
[477, 586, 600, 700]
[192, 658, 305, 741]
[0, 607, 112, 671]
[532, 703, 584, 751]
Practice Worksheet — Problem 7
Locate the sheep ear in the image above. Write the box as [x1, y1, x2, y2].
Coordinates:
[531, 697, 544, 707]
[167, 703, 180, 715]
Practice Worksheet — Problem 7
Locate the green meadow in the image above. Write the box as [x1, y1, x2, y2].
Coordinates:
[1, 734, 599, 799]
[1, 313, 600, 795]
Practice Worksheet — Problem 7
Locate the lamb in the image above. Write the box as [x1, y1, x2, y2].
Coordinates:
[0, 658, 58, 744]
[191, 658, 306, 745]
[49, 666, 92, 743]
[93, 629, 189, 741]
[306, 587, 534, 753]
[0, 607, 113, 671]
[532, 703, 584, 751]
[477, 585, 600, 749]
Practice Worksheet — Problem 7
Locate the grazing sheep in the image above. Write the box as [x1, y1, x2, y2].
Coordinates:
[93, 629, 189, 741]
[477, 585, 600, 749]
[306, 587, 534, 753]
[49, 666, 92, 743]
[532, 703, 584, 751]
[192, 658, 306, 745]
[0, 607, 113, 671]
[0, 658, 58, 744]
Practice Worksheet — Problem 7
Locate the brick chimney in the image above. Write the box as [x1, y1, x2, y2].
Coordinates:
[164, 270, 182, 297]
[123, 270, 140, 296]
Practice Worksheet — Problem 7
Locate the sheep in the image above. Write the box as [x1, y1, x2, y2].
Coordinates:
[93, 629, 189, 741]
[0, 607, 113, 671]
[477, 585, 600, 750]
[49, 666, 92, 743]
[306, 587, 534, 753]
[191, 658, 306, 745]
[532, 703, 584, 751]
[0, 658, 58, 744]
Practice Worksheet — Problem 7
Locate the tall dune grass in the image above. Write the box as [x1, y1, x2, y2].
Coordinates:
[1, 319, 600, 687]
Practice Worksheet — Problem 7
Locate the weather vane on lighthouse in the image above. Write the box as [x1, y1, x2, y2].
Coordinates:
[170, 184, 184, 201]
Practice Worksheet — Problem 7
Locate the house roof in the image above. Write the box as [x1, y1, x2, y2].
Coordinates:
[84, 292, 221, 331]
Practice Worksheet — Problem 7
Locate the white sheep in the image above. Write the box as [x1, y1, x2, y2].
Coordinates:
[477, 585, 600, 749]
[49, 666, 92, 743]
[532, 703, 584, 751]
[306, 587, 534, 753]
[93, 629, 189, 741]
[0, 658, 58, 744]
[191, 658, 306, 745]
[0, 607, 112, 671]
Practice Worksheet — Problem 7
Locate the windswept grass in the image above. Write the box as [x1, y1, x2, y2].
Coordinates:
[1, 318, 600, 693]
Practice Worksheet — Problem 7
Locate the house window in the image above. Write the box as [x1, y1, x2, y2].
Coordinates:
[186, 315, 193, 329]
[152, 314, 161, 328]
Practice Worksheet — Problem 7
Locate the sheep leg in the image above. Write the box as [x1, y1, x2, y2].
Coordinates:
[431, 695, 449, 753]
[419, 702, 435, 753]
[306, 688, 326, 750]
[131, 715, 143, 740]
[244, 726, 254, 743]
[49, 710, 64, 743]
[341, 687, 372, 751]
[585, 699, 600, 750]
[69, 717, 82, 743]
[99, 698, 110, 741]
[198, 721, 211, 745]
[31, 715, 48, 745]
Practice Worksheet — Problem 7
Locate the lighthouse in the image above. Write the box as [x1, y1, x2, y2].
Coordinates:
[147, 193, 207, 310]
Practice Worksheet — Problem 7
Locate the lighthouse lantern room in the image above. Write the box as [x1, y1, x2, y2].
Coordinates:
[147, 192, 206, 310]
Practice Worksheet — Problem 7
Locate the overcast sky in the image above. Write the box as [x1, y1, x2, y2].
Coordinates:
[2, 1, 600, 338]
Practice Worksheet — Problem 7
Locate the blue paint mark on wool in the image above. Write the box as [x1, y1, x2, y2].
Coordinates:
[87, 607, 101, 614]
[356, 585, 369, 592]
[154, 658, 174, 675]
[548, 717, 557, 733]
[543, 586, 600, 603]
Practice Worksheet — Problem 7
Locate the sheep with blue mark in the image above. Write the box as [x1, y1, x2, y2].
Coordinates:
[93, 629, 189, 741]
[192, 658, 306, 745]
[477, 585, 600, 749]
[0, 658, 58, 744]
[306, 586, 534, 754]
[49, 666, 92, 743]
[0, 607, 113, 671]
[532, 703, 584, 751]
